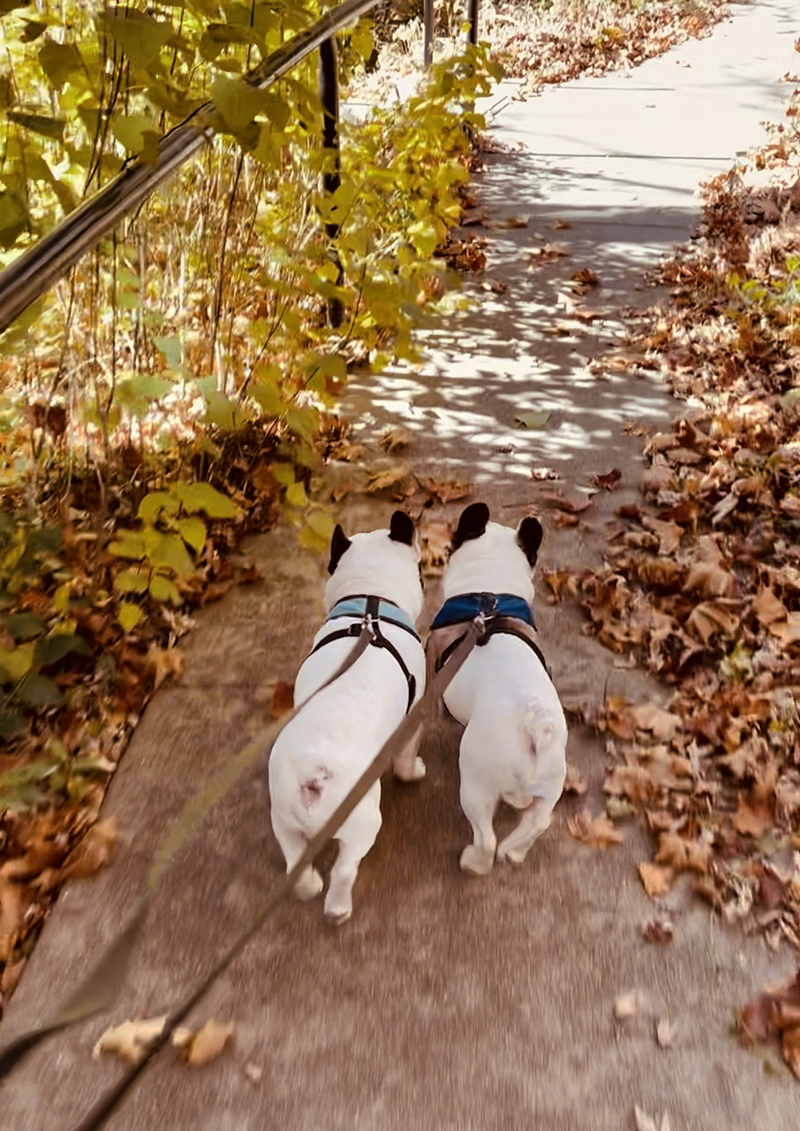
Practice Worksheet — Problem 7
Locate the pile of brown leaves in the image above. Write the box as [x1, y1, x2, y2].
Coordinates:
[546, 89, 800, 953]
[484, 0, 731, 88]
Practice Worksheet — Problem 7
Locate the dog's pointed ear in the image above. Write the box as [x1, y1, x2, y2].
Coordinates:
[450, 502, 490, 554]
[328, 524, 352, 575]
[517, 515, 543, 567]
[389, 510, 415, 546]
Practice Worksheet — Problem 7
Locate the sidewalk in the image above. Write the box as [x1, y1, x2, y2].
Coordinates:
[3, 4, 800, 1129]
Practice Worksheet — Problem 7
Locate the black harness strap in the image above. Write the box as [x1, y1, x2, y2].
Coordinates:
[309, 594, 417, 712]
[436, 615, 550, 677]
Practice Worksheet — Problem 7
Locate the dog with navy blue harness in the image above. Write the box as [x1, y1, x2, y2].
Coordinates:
[426, 503, 567, 877]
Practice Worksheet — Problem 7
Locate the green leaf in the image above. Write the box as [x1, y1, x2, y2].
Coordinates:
[149, 574, 181, 605]
[153, 335, 182, 369]
[17, 672, 64, 707]
[112, 114, 157, 155]
[407, 219, 440, 258]
[108, 530, 148, 560]
[286, 481, 307, 507]
[3, 612, 44, 640]
[38, 39, 82, 90]
[175, 482, 238, 519]
[177, 516, 206, 554]
[515, 410, 551, 430]
[21, 19, 48, 42]
[115, 567, 150, 594]
[305, 510, 334, 541]
[118, 603, 143, 632]
[101, 11, 172, 67]
[203, 390, 237, 429]
[36, 632, 90, 667]
[148, 533, 194, 577]
[0, 709, 25, 741]
[212, 75, 268, 133]
[138, 491, 180, 522]
[0, 190, 27, 248]
[0, 643, 35, 682]
[7, 111, 66, 140]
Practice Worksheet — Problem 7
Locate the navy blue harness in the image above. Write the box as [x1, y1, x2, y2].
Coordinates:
[309, 594, 418, 712]
[431, 592, 548, 675]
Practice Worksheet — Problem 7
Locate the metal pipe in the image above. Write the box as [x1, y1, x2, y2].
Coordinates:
[318, 35, 343, 329]
[0, 0, 383, 336]
[423, 0, 434, 68]
[467, 0, 479, 46]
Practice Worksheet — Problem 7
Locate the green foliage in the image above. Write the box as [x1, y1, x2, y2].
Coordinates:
[109, 481, 239, 622]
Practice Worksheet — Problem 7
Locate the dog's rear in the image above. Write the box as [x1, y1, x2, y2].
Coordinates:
[434, 504, 567, 875]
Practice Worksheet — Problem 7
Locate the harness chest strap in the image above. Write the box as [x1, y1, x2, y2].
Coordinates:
[308, 593, 418, 712]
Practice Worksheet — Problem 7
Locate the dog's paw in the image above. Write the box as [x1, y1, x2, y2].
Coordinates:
[293, 866, 324, 901]
[459, 845, 495, 876]
[496, 844, 526, 866]
[394, 756, 426, 783]
[323, 903, 352, 926]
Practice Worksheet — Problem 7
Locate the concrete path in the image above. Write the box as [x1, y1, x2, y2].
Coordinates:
[3, 4, 800, 1129]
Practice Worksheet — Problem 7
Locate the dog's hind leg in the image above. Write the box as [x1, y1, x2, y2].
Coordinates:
[324, 782, 382, 925]
[271, 813, 324, 901]
[392, 720, 426, 782]
[459, 778, 497, 876]
[496, 796, 552, 865]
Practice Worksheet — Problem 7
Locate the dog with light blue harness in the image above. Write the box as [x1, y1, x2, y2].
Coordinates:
[268, 511, 426, 924]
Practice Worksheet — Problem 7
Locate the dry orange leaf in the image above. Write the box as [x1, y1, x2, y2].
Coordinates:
[639, 862, 674, 897]
[563, 762, 588, 795]
[753, 587, 788, 627]
[418, 478, 471, 505]
[93, 1016, 167, 1065]
[566, 810, 625, 848]
[180, 1019, 235, 1067]
[732, 794, 773, 839]
[63, 818, 118, 880]
[0, 878, 26, 963]
[147, 645, 185, 692]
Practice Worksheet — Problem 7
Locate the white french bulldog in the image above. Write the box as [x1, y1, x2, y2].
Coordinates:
[429, 503, 567, 876]
[268, 511, 426, 924]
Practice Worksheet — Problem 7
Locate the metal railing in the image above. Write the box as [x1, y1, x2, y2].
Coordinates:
[0, 0, 481, 337]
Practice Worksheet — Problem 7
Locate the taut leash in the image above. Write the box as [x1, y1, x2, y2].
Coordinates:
[0, 620, 483, 1131]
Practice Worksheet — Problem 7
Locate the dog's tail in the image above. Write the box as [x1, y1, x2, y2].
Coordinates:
[523, 701, 568, 765]
[299, 766, 333, 810]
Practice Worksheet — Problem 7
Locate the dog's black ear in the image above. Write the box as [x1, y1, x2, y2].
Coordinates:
[450, 502, 490, 554]
[328, 524, 351, 575]
[517, 515, 543, 567]
[389, 510, 415, 546]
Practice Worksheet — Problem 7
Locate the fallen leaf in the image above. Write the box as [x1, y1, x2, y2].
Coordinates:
[147, 645, 185, 692]
[93, 1016, 167, 1065]
[62, 818, 117, 880]
[530, 466, 560, 482]
[365, 463, 411, 495]
[380, 426, 413, 454]
[529, 243, 569, 264]
[769, 610, 800, 647]
[514, 410, 551, 430]
[540, 491, 592, 514]
[656, 1016, 677, 1048]
[685, 599, 741, 644]
[634, 1106, 671, 1131]
[0, 877, 26, 962]
[655, 832, 711, 874]
[642, 918, 674, 944]
[752, 587, 787, 627]
[639, 862, 674, 897]
[614, 989, 640, 1020]
[270, 680, 294, 719]
[181, 1019, 235, 1067]
[732, 794, 773, 839]
[563, 762, 588, 795]
[590, 468, 622, 491]
[418, 478, 471, 505]
[551, 219, 571, 230]
[628, 703, 682, 741]
[567, 810, 625, 848]
[572, 268, 599, 286]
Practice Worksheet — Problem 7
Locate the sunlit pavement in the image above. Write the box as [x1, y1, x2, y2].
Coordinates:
[3, 5, 800, 1129]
